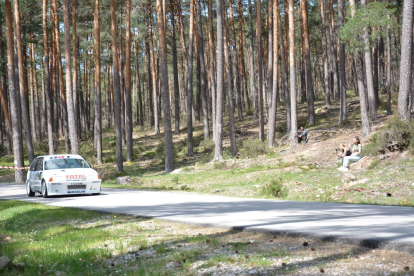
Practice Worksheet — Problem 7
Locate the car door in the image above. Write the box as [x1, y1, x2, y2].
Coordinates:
[33, 157, 44, 191]
[27, 158, 38, 190]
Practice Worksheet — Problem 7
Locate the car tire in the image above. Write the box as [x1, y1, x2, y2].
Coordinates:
[41, 181, 48, 198]
[26, 181, 35, 197]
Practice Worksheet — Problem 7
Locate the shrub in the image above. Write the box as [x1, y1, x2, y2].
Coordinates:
[261, 178, 288, 198]
[239, 138, 270, 158]
[365, 118, 414, 155]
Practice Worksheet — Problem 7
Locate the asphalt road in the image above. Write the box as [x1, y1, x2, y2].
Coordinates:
[1, 183, 414, 253]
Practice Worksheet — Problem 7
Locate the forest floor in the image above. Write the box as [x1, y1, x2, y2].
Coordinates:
[95, 94, 414, 208]
[2, 94, 414, 275]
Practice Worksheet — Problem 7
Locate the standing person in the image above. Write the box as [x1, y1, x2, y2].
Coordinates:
[297, 126, 308, 143]
[338, 136, 362, 171]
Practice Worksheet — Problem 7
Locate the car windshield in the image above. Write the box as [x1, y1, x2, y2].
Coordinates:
[44, 158, 90, 170]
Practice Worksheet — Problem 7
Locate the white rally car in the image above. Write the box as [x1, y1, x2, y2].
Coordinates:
[26, 154, 101, 197]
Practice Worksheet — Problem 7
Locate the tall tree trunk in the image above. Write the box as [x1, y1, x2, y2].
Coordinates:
[93, 0, 102, 163]
[248, 0, 257, 118]
[0, 85, 12, 154]
[6, 0, 24, 182]
[52, 0, 70, 153]
[125, 0, 133, 161]
[110, 0, 124, 173]
[186, 0, 195, 156]
[63, 0, 79, 154]
[107, 65, 113, 128]
[350, 0, 370, 136]
[276, 0, 290, 132]
[148, 3, 160, 134]
[0, 19, 12, 155]
[31, 43, 41, 141]
[170, 1, 180, 134]
[134, 41, 144, 129]
[256, 0, 264, 141]
[224, 7, 237, 157]
[386, 14, 392, 116]
[288, 0, 298, 145]
[398, 0, 413, 121]
[229, 0, 243, 121]
[14, 0, 34, 163]
[208, 0, 217, 142]
[301, 0, 315, 125]
[72, 0, 79, 139]
[42, 0, 53, 154]
[300, 15, 306, 105]
[29, 38, 36, 142]
[144, 39, 154, 126]
[196, 0, 210, 140]
[214, 0, 224, 162]
[267, 0, 274, 131]
[156, 0, 174, 172]
[268, 0, 279, 148]
[237, 0, 248, 113]
[320, 0, 330, 106]
[361, 0, 377, 121]
[338, 0, 347, 123]
[328, 0, 339, 100]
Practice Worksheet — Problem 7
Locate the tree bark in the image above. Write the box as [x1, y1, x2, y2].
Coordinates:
[62, 0, 79, 154]
[52, 0, 70, 153]
[351, 0, 370, 136]
[196, 0, 210, 140]
[72, 0, 79, 139]
[144, 38, 154, 126]
[93, 0, 102, 163]
[386, 14, 392, 116]
[186, 0, 195, 156]
[268, 0, 279, 148]
[125, 0, 133, 161]
[229, 0, 243, 121]
[398, 0, 413, 121]
[256, 0, 264, 141]
[320, 0, 330, 106]
[156, 0, 174, 172]
[42, 0, 53, 154]
[134, 40, 144, 129]
[110, 0, 124, 173]
[170, 1, 180, 134]
[276, 0, 291, 132]
[361, 0, 377, 121]
[147, 2, 160, 134]
[248, 0, 257, 119]
[224, 7, 237, 157]
[14, 0, 34, 163]
[208, 0, 217, 142]
[328, 0, 339, 100]
[301, 0, 315, 125]
[338, 0, 347, 123]
[6, 0, 24, 182]
[288, 0, 298, 145]
[214, 0, 224, 162]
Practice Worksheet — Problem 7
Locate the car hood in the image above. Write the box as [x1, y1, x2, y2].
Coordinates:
[44, 168, 99, 182]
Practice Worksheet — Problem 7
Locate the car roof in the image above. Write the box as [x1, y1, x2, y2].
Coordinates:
[37, 154, 85, 160]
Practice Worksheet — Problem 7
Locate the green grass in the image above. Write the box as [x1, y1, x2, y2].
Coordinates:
[4, 200, 360, 275]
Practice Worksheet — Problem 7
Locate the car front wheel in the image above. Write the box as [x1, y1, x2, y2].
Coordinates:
[41, 181, 48, 198]
[26, 181, 35, 197]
